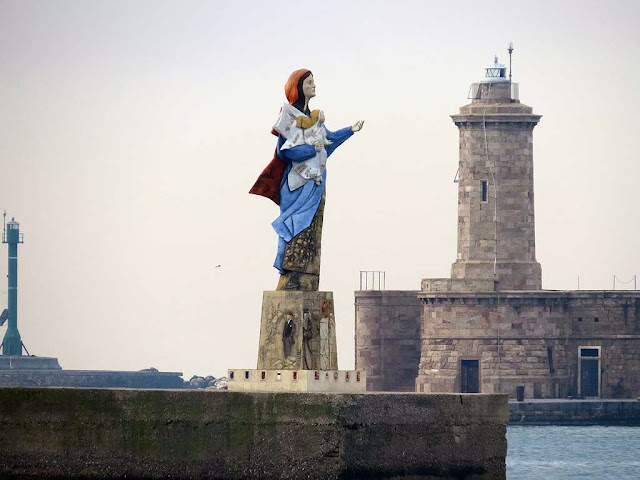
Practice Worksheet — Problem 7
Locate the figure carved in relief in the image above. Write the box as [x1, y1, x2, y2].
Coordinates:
[319, 300, 334, 370]
[282, 313, 297, 359]
[302, 310, 313, 369]
[250, 69, 364, 291]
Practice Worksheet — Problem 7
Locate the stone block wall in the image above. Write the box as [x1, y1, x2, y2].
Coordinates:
[561, 296, 640, 398]
[450, 97, 542, 291]
[415, 297, 570, 397]
[354, 291, 422, 392]
[416, 291, 640, 399]
[417, 337, 569, 399]
[565, 338, 640, 399]
[0, 388, 509, 479]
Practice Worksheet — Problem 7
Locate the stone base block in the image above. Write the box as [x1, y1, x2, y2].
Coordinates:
[451, 260, 542, 290]
[227, 369, 366, 393]
[257, 291, 338, 370]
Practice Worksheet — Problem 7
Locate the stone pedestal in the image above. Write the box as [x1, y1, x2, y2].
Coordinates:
[257, 291, 338, 371]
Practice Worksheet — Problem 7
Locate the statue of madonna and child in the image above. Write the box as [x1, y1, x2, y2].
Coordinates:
[250, 69, 364, 292]
[249, 69, 363, 372]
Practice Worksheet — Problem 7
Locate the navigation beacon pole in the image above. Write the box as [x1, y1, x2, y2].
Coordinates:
[1, 213, 24, 356]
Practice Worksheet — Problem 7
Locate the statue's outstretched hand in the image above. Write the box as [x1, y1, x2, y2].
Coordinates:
[352, 120, 364, 133]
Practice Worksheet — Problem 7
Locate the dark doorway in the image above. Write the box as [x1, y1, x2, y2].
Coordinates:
[580, 359, 599, 397]
[579, 347, 600, 397]
[461, 360, 479, 393]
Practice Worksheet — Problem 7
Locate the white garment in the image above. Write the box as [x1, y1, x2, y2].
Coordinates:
[273, 103, 328, 191]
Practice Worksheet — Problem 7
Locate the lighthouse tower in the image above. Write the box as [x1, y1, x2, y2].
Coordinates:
[2, 217, 24, 355]
[356, 52, 640, 399]
[450, 56, 542, 290]
[415, 54, 549, 395]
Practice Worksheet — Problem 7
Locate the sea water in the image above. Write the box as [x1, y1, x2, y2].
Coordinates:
[507, 426, 640, 479]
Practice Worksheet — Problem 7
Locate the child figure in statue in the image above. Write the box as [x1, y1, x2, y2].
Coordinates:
[250, 69, 364, 291]
[274, 106, 331, 189]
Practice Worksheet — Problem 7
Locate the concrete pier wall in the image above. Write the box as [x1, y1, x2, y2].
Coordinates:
[0, 388, 508, 479]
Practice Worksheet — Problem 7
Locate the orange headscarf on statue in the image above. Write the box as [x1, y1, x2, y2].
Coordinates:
[249, 69, 312, 205]
[285, 69, 311, 105]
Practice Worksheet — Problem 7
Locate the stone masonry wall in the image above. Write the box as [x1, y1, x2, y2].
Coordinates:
[354, 291, 422, 392]
[450, 84, 542, 290]
[0, 388, 509, 479]
[416, 292, 640, 399]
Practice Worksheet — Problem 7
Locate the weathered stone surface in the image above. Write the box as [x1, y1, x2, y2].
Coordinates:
[354, 290, 640, 400]
[450, 90, 542, 291]
[0, 388, 508, 479]
[258, 291, 337, 371]
[355, 291, 422, 392]
[416, 291, 640, 399]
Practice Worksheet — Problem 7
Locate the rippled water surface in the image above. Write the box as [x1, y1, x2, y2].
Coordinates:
[507, 426, 640, 479]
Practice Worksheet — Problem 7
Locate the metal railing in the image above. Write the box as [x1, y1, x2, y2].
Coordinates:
[1, 232, 24, 243]
[359, 271, 386, 291]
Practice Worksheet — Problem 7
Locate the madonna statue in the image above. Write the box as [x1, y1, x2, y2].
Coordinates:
[250, 69, 364, 291]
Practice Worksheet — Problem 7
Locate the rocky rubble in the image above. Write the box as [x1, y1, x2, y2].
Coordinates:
[187, 375, 227, 390]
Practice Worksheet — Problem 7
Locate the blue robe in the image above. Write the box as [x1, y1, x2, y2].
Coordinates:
[272, 125, 353, 273]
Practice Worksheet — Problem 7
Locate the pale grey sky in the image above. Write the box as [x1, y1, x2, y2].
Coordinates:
[1, 0, 638, 378]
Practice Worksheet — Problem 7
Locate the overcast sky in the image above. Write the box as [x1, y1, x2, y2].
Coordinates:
[1, 0, 638, 378]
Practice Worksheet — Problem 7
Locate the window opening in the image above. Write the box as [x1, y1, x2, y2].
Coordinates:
[580, 348, 599, 357]
[547, 347, 555, 374]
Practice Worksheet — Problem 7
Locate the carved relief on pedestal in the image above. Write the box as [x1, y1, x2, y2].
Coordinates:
[257, 291, 337, 371]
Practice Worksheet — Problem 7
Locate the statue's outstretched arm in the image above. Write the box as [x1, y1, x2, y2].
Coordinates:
[324, 126, 354, 157]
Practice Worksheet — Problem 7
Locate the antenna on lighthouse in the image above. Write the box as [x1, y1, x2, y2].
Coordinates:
[508, 42, 514, 83]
